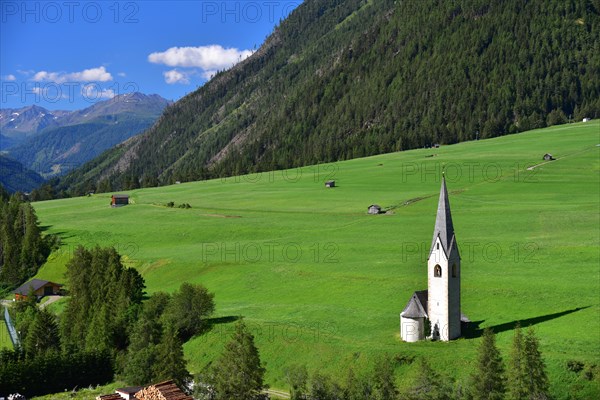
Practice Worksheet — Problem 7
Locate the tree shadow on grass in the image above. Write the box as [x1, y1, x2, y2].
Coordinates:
[198, 315, 242, 337]
[463, 306, 591, 339]
[206, 315, 241, 326]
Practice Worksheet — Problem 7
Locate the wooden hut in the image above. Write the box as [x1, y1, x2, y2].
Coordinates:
[111, 194, 129, 207]
[368, 204, 382, 214]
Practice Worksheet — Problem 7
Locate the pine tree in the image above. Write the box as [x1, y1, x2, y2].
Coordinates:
[153, 326, 191, 389]
[507, 324, 527, 400]
[507, 324, 550, 399]
[309, 372, 335, 400]
[24, 308, 60, 357]
[470, 328, 505, 400]
[210, 320, 265, 400]
[406, 358, 452, 400]
[373, 353, 397, 400]
[344, 367, 372, 400]
[523, 327, 549, 399]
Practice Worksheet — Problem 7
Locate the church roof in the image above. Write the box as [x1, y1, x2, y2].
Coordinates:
[430, 176, 459, 258]
[401, 290, 428, 318]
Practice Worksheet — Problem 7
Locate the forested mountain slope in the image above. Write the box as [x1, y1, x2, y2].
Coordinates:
[56, 0, 600, 195]
[0, 156, 45, 193]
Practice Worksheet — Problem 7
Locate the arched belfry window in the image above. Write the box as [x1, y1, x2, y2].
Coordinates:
[452, 264, 458, 277]
[434, 265, 442, 278]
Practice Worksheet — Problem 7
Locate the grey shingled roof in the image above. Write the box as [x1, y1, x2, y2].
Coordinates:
[401, 290, 428, 318]
[13, 279, 61, 295]
[430, 177, 460, 258]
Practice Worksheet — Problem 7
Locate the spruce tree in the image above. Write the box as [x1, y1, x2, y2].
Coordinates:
[153, 326, 191, 389]
[309, 372, 335, 400]
[373, 353, 397, 400]
[523, 327, 549, 399]
[210, 320, 265, 400]
[507, 324, 527, 400]
[24, 308, 60, 357]
[344, 367, 372, 400]
[470, 328, 505, 400]
[406, 358, 452, 400]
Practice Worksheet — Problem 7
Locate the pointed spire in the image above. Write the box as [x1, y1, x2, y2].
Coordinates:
[430, 175, 457, 255]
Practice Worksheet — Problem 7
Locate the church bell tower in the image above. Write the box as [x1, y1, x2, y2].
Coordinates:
[427, 176, 461, 341]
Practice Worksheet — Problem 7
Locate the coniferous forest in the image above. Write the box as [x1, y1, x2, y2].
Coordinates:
[0, 186, 56, 290]
[55, 0, 600, 195]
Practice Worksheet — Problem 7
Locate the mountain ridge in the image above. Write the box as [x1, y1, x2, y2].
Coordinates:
[55, 0, 600, 195]
[2, 93, 171, 178]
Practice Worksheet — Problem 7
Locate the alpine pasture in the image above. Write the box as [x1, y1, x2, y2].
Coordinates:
[32, 122, 600, 397]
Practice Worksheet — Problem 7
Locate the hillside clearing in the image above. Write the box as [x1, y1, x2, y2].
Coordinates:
[32, 122, 600, 398]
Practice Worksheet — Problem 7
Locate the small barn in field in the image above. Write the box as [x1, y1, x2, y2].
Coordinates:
[368, 204, 382, 214]
[111, 194, 129, 207]
[13, 279, 62, 301]
[325, 180, 336, 188]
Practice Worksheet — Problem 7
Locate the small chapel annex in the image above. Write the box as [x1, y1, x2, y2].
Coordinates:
[400, 176, 463, 342]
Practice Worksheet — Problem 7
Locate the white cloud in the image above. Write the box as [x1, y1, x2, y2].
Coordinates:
[148, 45, 253, 70]
[17, 69, 34, 76]
[163, 69, 190, 85]
[81, 84, 116, 99]
[117, 72, 127, 77]
[32, 66, 113, 84]
[31, 86, 68, 99]
[3, 74, 16, 81]
[201, 70, 218, 80]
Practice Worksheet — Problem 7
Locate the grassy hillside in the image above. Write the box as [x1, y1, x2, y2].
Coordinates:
[33, 122, 599, 398]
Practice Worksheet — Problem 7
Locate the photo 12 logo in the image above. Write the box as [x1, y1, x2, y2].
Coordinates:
[200, 1, 300, 23]
[1, 81, 140, 105]
[1, 1, 140, 24]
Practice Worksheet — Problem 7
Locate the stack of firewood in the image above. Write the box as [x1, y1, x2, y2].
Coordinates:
[134, 380, 193, 400]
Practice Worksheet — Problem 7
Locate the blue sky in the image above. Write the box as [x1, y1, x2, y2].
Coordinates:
[0, 0, 300, 110]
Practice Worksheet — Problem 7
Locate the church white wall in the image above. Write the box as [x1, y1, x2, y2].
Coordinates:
[400, 316, 424, 342]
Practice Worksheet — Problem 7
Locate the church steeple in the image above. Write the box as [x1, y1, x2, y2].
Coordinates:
[430, 176, 459, 258]
[401, 175, 463, 342]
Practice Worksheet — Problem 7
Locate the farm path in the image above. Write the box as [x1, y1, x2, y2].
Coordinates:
[264, 389, 291, 399]
[39, 295, 62, 309]
[527, 145, 597, 170]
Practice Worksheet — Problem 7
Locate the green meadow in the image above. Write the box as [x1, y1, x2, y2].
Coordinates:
[0, 308, 13, 350]
[32, 122, 600, 398]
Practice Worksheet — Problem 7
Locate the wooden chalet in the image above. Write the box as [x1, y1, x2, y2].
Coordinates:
[13, 279, 62, 300]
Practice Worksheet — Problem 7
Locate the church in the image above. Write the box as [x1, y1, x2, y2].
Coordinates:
[400, 176, 462, 342]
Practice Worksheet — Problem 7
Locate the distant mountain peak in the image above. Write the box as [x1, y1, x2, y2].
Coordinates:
[3, 92, 170, 178]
